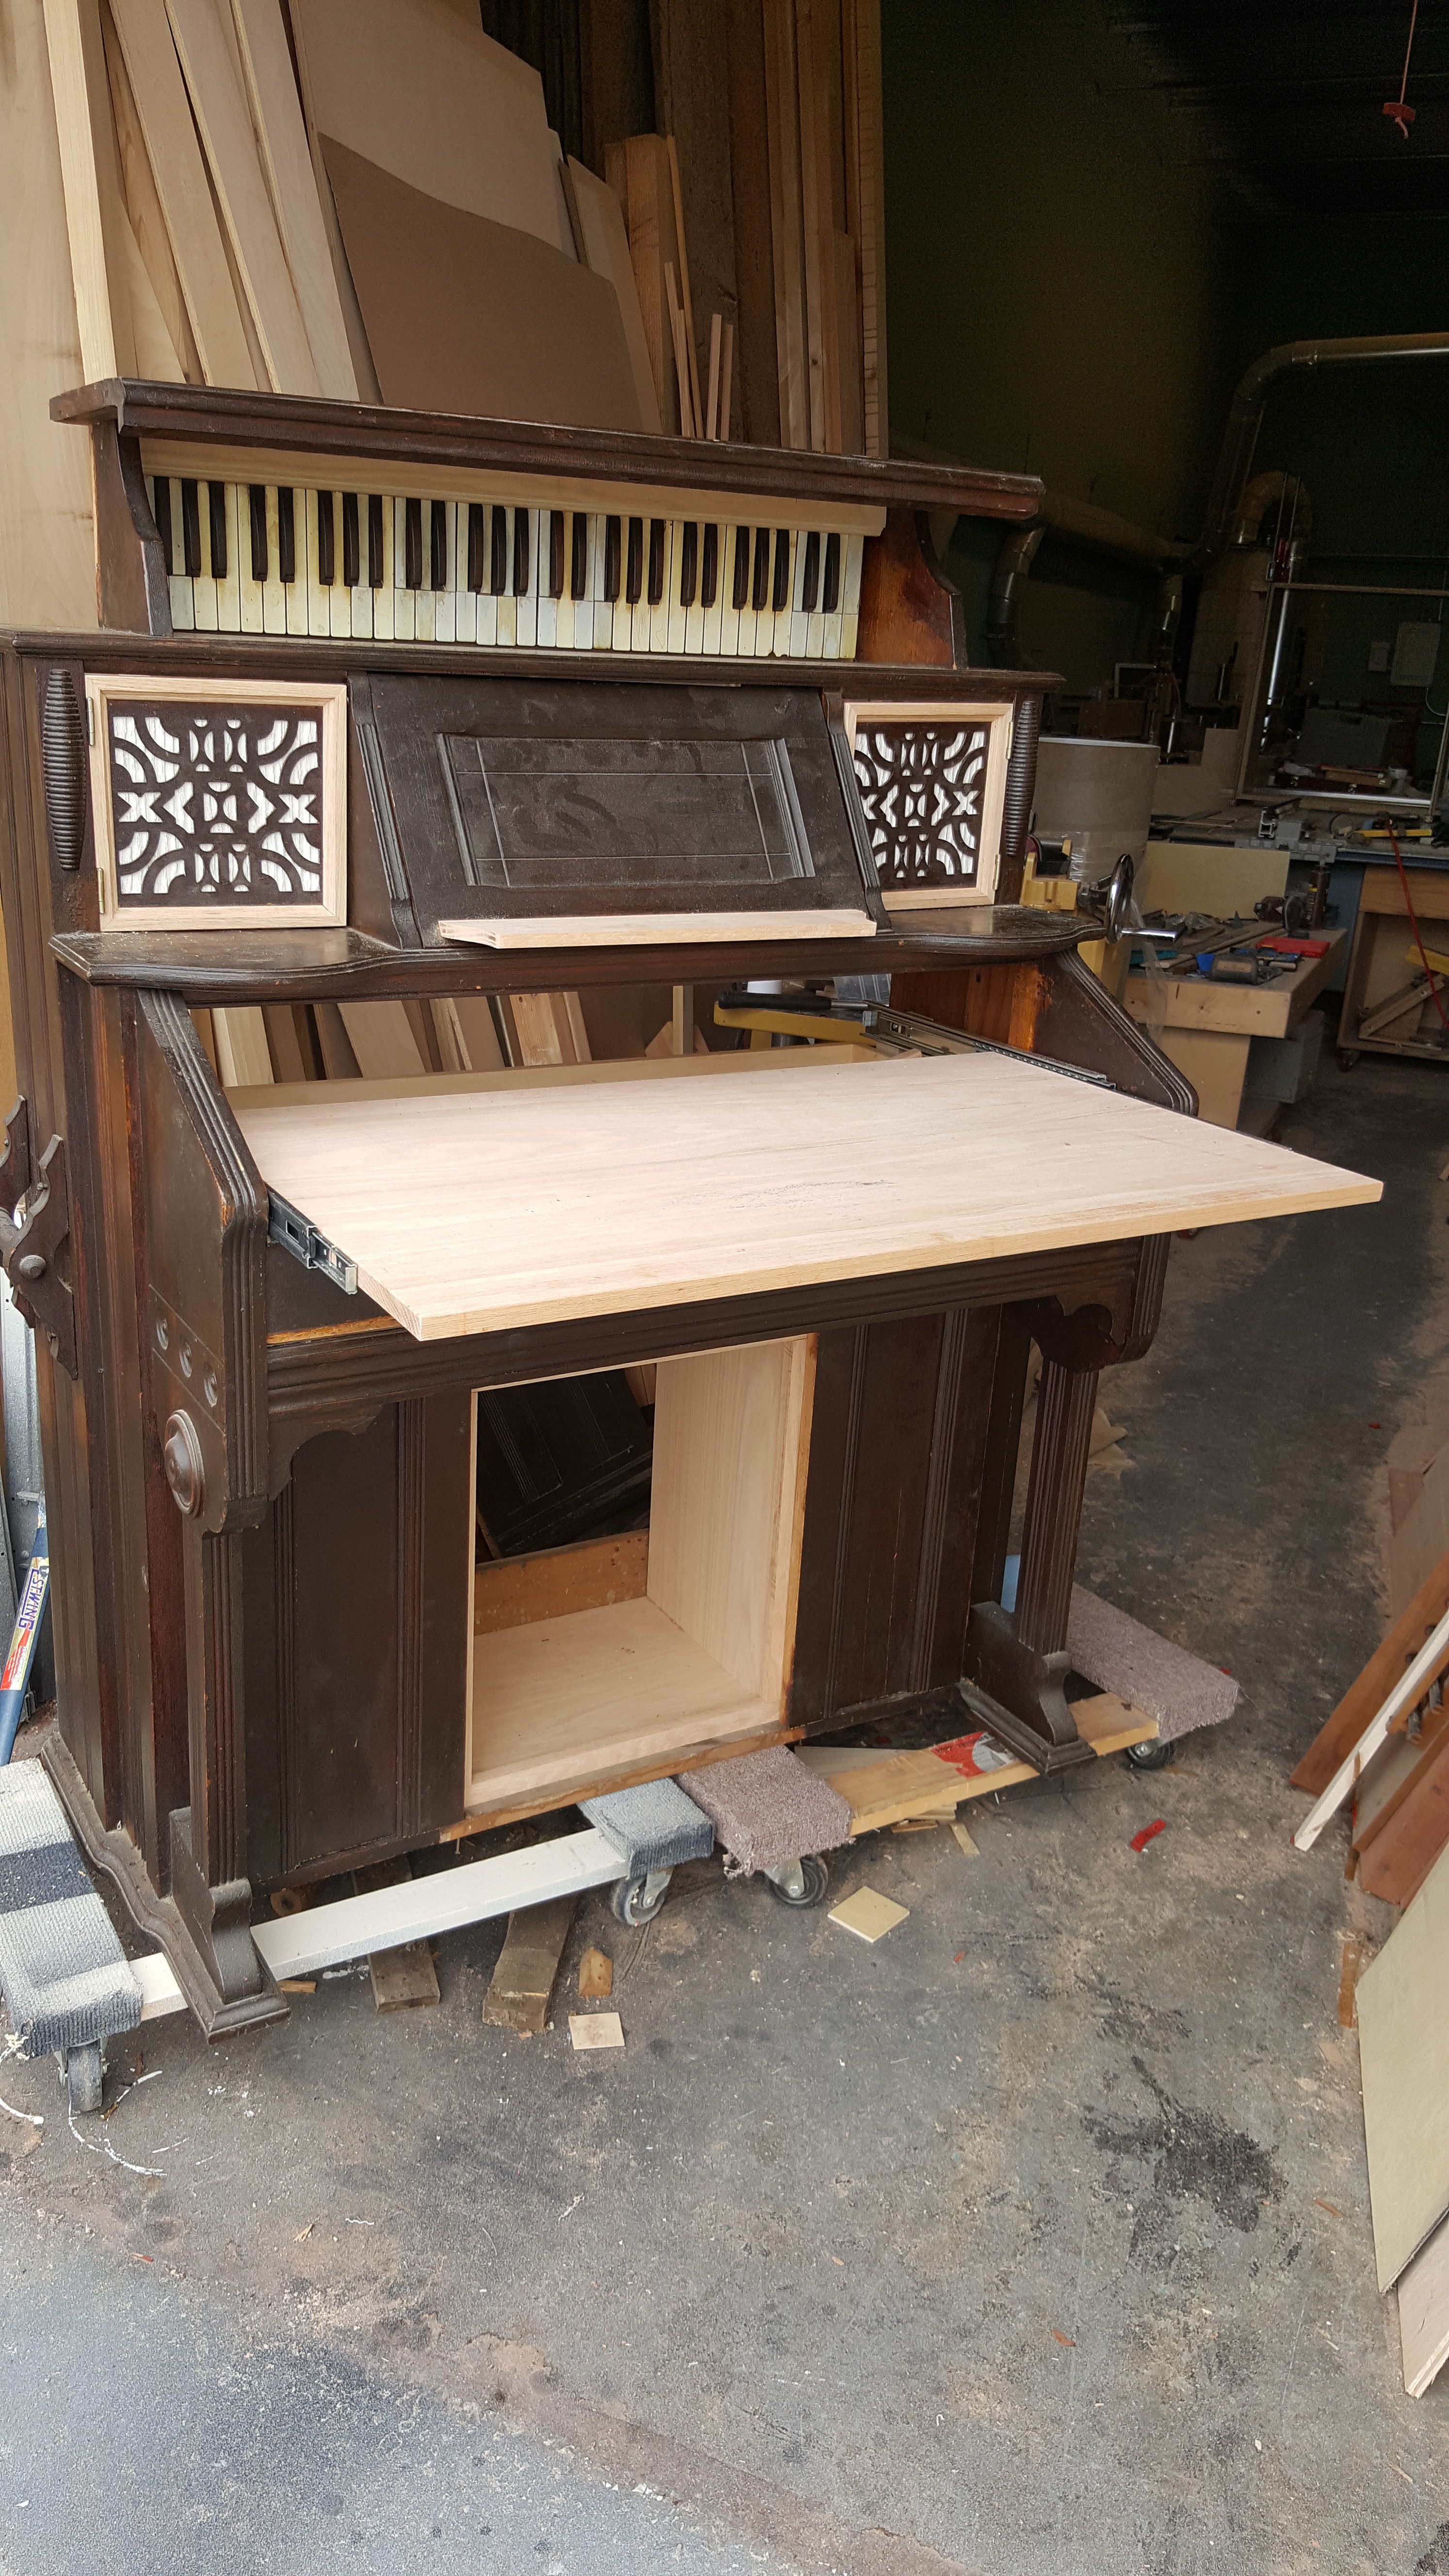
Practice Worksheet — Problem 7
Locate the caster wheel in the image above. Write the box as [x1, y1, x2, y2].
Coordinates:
[611, 1872, 668, 1928]
[1338, 1049, 1360, 1071]
[766, 1853, 830, 1908]
[63, 2040, 103, 2117]
[1124, 1737, 1175, 1773]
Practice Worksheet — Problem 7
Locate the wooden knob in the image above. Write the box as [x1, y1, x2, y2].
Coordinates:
[162, 1410, 205, 1517]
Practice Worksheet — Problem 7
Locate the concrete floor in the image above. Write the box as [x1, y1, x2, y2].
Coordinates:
[2, 1047, 1448, 2576]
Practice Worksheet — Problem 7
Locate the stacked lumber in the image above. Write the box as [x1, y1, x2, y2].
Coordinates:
[1290, 1550, 1449, 1905]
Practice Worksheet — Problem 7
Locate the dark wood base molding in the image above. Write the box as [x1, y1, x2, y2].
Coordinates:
[962, 1603, 1095, 1772]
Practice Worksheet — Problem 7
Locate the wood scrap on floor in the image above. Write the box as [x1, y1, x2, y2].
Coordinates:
[482, 1893, 576, 2034]
[1355, 1835, 1449, 2292]
[1293, 1547, 1449, 1794]
[1292, 1568, 1449, 1852]
[577, 1946, 612, 1999]
[828, 1884, 907, 1942]
[1399, 2211, 1449, 2396]
[353, 1856, 440, 2011]
[802, 1694, 1157, 1835]
[569, 2010, 624, 2050]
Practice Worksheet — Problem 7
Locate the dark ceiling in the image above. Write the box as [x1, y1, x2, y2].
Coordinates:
[1103, 3, 1449, 219]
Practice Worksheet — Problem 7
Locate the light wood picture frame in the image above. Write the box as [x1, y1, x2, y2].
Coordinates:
[87, 672, 347, 928]
[844, 698, 1014, 908]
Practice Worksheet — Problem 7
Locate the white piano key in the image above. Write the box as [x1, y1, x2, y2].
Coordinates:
[169, 574, 194, 631]
[789, 526, 810, 659]
[433, 503, 455, 643]
[392, 499, 415, 641]
[301, 487, 323, 636]
[474, 547, 498, 646]
[453, 503, 477, 644]
[349, 494, 374, 638]
[260, 485, 285, 634]
[370, 498, 394, 641]
[165, 479, 195, 630]
[191, 484, 218, 633]
[649, 518, 671, 657]
[701, 525, 725, 657]
[843, 531, 864, 616]
[514, 508, 539, 648]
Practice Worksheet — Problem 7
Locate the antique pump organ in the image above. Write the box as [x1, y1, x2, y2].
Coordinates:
[0, 378, 1370, 2033]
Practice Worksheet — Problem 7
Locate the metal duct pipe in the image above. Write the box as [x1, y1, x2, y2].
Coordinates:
[1194, 332, 1449, 570]
[984, 494, 1187, 666]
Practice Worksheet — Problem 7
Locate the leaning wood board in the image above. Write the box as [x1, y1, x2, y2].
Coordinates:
[232, 1052, 1380, 1344]
[1356, 1835, 1449, 2289]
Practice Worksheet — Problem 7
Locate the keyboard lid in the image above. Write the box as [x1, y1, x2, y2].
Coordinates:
[350, 673, 886, 946]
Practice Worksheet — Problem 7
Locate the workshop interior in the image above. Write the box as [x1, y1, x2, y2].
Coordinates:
[0, 2, 1445, 2569]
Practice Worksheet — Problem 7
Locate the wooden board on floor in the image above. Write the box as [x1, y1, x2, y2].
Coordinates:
[164, 0, 317, 393]
[232, 1051, 1380, 1346]
[107, 0, 256, 387]
[1400, 2213, 1449, 2397]
[816, 1695, 1156, 1834]
[1292, 1551, 1449, 1793]
[229, 0, 355, 398]
[42, 0, 137, 382]
[482, 1895, 576, 2035]
[1356, 1836, 1449, 2289]
[353, 1856, 439, 2010]
[1357, 1720, 1449, 1908]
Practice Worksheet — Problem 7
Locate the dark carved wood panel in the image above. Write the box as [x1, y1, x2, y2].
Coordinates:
[243, 1392, 471, 1884]
[853, 720, 993, 896]
[787, 1304, 1000, 1733]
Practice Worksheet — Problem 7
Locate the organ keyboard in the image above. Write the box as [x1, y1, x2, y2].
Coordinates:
[144, 468, 866, 659]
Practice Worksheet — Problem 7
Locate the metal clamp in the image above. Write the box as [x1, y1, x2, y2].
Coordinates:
[268, 1193, 358, 1295]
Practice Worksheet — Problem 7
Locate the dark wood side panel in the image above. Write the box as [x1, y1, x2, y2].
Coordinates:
[244, 1392, 472, 1885]
[787, 1304, 999, 1733]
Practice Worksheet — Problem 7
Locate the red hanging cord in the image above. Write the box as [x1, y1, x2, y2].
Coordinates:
[1388, 824, 1449, 1030]
[1384, 0, 1420, 134]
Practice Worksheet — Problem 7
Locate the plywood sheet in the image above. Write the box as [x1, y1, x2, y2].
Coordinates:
[290, 0, 560, 243]
[322, 137, 643, 433]
[1357, 1836, 1449, 2288]
[232, 1051, 1380, 1346]
[1400, 2213, 1449, 2396]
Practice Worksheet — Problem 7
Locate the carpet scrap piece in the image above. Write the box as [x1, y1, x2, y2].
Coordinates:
[0, 1763, 142, 2058]
[1068, 1586, 1239, 1744]
[676, 1747, 851, 1874]
[582, 1777, 714, 1872]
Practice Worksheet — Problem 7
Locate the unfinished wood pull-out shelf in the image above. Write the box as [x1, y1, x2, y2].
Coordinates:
[232, 1051, 1380, 1344]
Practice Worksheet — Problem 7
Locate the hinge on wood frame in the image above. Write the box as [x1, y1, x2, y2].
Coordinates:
[0, 1119, 78, 1377]
[268, 1192, 358, 1295]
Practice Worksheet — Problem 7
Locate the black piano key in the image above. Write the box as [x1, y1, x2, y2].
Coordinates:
[548, 510, 565, 599]
[512, 508, 530, 596]
[278, 485, 296, 584]
[404, 496, 423, 590]
[207, 482, 227, 579]
[679, 522, 698, 608]
[772, 529, 790, 612]
[604, 514, 622, 600]
[467, 502, 486, 592]
[822, 530, 841, 613]
[317, 490, 335, 587]
[248, 484, 267, 581]
[342, 491, 360, 588]
[701, 522, 718, 608]
[751, 526, 770, 613]
[647, 517, 665, 606]
[180, 478, 201, 579]
[731, 526, 750, 611]
[801, 529, 820, 613]
[153, 478, 174, 576]
[490, 505, 508, 595]
[570, 512, 588, 600]
[430, 498, 448, 590]
[368, 493, 385, 588]
[625, 515, 644, 604]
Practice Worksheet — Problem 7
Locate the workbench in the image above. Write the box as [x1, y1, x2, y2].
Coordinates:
[1123, 930, 1347, 1129]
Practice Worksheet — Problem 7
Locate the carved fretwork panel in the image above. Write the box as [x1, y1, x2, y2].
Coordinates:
[87, 676, 347, 926]
[846, 701, 1014, 908]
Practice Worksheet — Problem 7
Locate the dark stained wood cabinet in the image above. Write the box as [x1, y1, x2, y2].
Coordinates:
[0, 384, 1202, 2037]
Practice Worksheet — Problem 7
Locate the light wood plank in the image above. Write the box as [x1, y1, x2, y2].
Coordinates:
[103, 0, 202, 377]
[229, 0, 355, 396]
[212, 1002, 274, 1086]
[649, 1338, 812, 1697]
[1357, 1838, 1449, 2289]
[165, 0, 318, 391]
[475, 1530, 649, 1636]
[337, 999, 427, 1080]
[1400, 2213, 1449, 2396]
[566, 156, 660, 435]
[482, 1895, 575, 2035]
[119, 195, 182, 371]
[436, 909, 878, 949]
[253, 1826, 623, 1979]
[232, 1052, 1380, 1347]
[42, 0, 137, 380]
[108, 0, 256, 385]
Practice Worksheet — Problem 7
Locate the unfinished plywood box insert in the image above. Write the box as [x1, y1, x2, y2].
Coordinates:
[467, 1338, 814, 1811]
